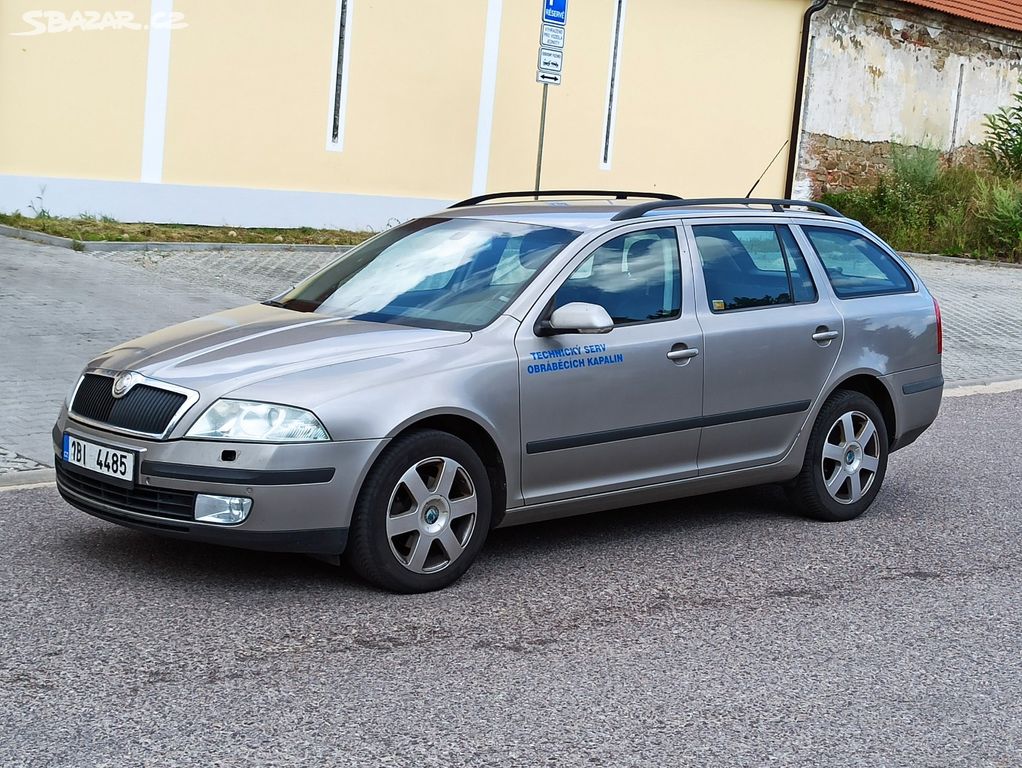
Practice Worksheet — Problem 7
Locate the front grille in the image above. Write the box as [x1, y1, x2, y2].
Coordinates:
[70, 373, 188, 435]
[56, 460, 196, 521]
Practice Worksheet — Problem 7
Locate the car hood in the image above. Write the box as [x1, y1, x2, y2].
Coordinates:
[89, 303, 471, 395]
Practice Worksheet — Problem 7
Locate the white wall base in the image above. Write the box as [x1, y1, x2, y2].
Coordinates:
[0, 175, 451, 230]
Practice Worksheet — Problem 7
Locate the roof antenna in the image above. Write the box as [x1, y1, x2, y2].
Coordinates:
[745, 140, 790, 198]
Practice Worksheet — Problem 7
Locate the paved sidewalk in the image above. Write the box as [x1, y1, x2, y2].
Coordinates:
[911, 259, 1022, 384]
[1, 237, 1020, 475]
[0, 446, 44, 472]
[0, 238, 249, 470]
[95, 247, 341, 302]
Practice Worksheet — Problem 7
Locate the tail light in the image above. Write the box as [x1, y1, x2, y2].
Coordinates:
[934, 297, 943, 355]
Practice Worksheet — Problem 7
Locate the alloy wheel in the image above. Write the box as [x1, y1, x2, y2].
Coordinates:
[385, 456, 478, 574]
[820, 410, 881, 505]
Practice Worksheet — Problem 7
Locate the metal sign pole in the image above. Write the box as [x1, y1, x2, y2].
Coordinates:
[534, 0, 565, 195]
[534, 82, 549, 195]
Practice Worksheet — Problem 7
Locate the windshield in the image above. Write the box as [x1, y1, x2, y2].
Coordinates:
[272, 218, 579, 331]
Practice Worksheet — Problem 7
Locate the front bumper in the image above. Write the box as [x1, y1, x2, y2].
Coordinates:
[53, 413, 387, 555]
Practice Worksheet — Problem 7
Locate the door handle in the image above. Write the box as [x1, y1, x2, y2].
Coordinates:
[667, 346, 700, 361]
[812, 330, 840, 343]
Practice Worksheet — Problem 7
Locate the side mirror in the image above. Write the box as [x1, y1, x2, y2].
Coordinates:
[537, 302, 614, 336]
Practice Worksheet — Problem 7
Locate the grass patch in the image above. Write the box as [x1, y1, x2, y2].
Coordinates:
[0, 212, 373, 246]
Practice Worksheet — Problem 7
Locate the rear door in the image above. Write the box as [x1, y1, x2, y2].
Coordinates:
[684, 220, 842, 474]
[516, 225, 704, 504]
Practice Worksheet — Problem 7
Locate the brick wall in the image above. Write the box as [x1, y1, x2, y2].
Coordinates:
[800, 136, 985, 195]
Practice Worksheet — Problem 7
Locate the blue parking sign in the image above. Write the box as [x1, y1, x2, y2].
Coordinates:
[543, 0, 567, 26]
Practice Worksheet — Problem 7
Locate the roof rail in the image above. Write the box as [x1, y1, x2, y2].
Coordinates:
[610, 197, 843, 222]
[450, 190, 681, 208]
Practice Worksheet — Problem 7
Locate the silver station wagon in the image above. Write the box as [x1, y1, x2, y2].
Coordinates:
[54, 192, 944, 592]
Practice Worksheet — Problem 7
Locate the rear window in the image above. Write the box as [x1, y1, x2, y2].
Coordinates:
[802, 227, 913, 298]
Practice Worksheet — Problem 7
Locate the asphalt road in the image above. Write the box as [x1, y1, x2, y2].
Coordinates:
[1, 390, 1020, 767]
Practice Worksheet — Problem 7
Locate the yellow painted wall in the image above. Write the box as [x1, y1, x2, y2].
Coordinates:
[163, 0, 488, 198]
[507, 0, 806, 197]
[486, 0, 572, 193]
[0, 0, 150, 181]
[0, 0, 808, 203]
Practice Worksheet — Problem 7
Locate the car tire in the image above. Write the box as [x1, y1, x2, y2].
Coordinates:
[346, 429, 492, 593]
[788, 390, 889, 523]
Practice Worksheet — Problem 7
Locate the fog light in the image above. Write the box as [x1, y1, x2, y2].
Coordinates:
[194, 494, 252, 525]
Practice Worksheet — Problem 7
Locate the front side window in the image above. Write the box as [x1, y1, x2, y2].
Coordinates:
[802, 227, 913, 298]
[693, 224, 817, 312]
[274, 218, 578, 330]
[553, 227, 681, 325]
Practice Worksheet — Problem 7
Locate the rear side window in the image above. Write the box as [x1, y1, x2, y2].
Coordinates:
[802, 227, 913, 298]
[693, 224, 817, 312]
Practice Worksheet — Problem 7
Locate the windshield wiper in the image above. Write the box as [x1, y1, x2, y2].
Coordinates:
[263, 298, 322, 313]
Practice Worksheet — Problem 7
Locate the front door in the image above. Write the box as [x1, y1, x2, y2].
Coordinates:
[516, 225, 704, 504]
[685, 220, 842, 474]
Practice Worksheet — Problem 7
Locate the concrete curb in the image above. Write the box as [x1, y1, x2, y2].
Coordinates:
[87, 241, 356, 254]
[0, 225, 355, 253]
[900, 251, 1022, 269]
[0, 223, 75, 249]
[944, 377, 1022, 398]
[0, 467, 55, 489]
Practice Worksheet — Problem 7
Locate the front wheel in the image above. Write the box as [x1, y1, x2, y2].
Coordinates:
[346, 430, 492, 593]
[788, 390, 889, 522]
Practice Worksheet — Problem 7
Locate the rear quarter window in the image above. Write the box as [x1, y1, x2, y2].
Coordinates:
[802, 227, 913, 298]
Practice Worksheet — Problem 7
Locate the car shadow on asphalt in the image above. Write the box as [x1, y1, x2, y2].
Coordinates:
[489, 484, 796, 547]
[65, 523, 354, 588]
[59, 483, 802, 594]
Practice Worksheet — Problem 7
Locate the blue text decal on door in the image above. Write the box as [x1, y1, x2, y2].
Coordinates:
[526, 344, 624, 375]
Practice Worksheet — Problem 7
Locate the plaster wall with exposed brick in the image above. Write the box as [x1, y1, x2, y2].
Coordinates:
[795, 0, 1022, 198]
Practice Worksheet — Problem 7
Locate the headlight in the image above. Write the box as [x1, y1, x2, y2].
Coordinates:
[186, 399, 330, 442]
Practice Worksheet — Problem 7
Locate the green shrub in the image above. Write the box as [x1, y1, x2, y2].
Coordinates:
[820, 158, 1004, 258]
[891, 144, 940, 191]
[973, 178, 1022, 257]
[982, 79, 1022, 177]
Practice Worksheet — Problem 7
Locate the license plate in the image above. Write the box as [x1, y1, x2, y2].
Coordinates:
[63, 434, 136, 485]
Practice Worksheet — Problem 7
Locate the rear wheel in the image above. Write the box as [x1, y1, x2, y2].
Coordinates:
[788, 390, 889, 522]
[346, 430, 492, 593]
